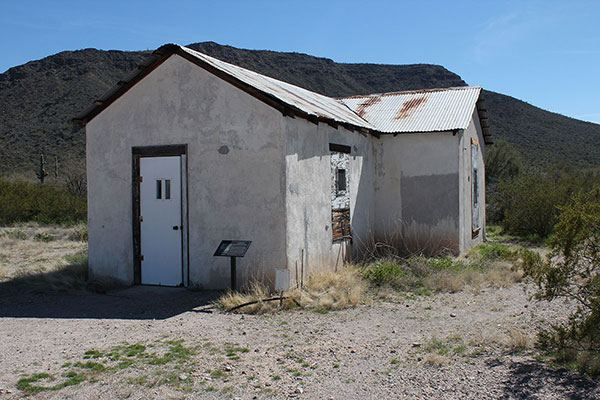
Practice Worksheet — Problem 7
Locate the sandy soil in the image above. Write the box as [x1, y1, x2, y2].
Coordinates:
[0, 230, 598, 399]
[0, 285, 598, 399]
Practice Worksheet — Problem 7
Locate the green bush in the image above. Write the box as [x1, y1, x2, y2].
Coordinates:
[496, 169, 592, 238]
[0, 178, 86, 225]
[485, 139, 523, 224]
[522, 186, 600, 376]
[475, 242, 518, 261]
[361, 256, 479, 292]
[361, 259, 405, 284]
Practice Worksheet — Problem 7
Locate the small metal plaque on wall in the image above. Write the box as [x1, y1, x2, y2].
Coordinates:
[213, 240, 252, 258]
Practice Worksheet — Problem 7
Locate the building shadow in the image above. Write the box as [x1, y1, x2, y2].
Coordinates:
[0, 275, 220, 320]
[487, 357, 599, 399]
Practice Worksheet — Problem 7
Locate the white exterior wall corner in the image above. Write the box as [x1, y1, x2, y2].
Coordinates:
[86, 54, 287, 288]
[374, 132, 461, 254]
[458, 110, 486, 252]
[283, 118, 374, 285]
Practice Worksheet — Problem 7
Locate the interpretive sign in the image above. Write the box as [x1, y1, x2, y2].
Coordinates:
[213, 240, 252, 290]
[213, 240, 252, 258]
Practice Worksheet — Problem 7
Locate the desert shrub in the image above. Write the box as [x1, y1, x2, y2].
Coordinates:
[485, 138, 523, 188]
[473, 242, 519, 261]
[361, 258, 405, 284]
[34, 232, 55, 242]
[485, 139, 523, 224]
[522, 186, 600, 376]
[0, 178, 86, 225]
[361, 254, 521, 293]
[496, 169, 584, 238]
[68, 223, 88, 242]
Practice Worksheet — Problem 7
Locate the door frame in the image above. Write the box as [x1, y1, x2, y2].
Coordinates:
[132, 144, 189, 286]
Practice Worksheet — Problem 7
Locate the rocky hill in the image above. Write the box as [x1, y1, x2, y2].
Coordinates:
[1, 41, 598, 176]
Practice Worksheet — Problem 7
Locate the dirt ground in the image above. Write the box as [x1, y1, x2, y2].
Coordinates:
[0, 228, 598, 399]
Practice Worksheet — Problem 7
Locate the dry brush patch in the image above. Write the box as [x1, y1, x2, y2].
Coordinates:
[361, 242, 524, 296]
[0, 224, 120, 293]
[0, 225, 87, 283]
[219, 242, 527, 314]
[217, 266, 366, 314]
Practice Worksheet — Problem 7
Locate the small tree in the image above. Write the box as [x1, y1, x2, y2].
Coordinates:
[484, 139, 523, 224]
[522, 186, 600, 375]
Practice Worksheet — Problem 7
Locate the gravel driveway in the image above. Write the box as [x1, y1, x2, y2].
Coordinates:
[0, 282, 598, 399]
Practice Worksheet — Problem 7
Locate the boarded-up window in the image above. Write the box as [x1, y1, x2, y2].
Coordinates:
[332, 208, 351, 241]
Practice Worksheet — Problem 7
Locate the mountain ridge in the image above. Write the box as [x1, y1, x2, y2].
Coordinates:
[1, 41, 598, 176]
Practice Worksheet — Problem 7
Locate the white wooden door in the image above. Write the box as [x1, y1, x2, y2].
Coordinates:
[140, 156, 183, 286]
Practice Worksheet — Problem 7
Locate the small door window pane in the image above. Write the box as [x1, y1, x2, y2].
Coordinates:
[156, 180, 162, 199]
[165, 180, 171, 200]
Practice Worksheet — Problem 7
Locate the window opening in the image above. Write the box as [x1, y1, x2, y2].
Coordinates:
[473, 170, 478, 207]
[336, 169, 347, 193]
[165, 179, 171, 200]
[156, 180, 162, 199]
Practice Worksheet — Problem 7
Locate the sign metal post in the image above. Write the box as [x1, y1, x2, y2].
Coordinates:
[213, 240, 252, 291]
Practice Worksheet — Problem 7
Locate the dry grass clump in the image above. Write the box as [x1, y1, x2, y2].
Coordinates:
[423, 263, 523, 293]
[303, 267, 365, 310]
[217, 282, 301, 314]
[504, 328, 532, 352]
[216, 266, 365, 314]
[423, 270, 467, 293]
[423, 353, 449, 367]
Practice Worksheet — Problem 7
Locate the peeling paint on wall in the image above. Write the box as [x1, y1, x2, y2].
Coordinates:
[331, 152, 350, 209]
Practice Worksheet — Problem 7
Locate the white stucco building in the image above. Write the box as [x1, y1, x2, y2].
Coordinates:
[74, 44, 492, 289]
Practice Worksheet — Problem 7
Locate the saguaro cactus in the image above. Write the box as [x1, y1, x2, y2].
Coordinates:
[36, 153, 49, 184]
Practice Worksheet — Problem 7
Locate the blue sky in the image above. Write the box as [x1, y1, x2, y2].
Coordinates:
[1, 0, 599, 123]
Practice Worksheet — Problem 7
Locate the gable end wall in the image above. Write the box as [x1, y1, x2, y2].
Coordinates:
[86, 54, 287, 288]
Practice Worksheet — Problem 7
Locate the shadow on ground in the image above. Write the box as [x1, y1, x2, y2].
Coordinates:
[0, 282, 221, 320]
[489, 357, 600, 399]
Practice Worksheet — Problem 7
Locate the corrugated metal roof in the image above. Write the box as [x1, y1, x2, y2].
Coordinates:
[339, 86, 482, 133]
[75, 44, 488, 141]
[178, 46, 375, 130]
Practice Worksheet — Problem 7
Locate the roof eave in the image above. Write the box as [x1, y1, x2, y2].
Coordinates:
[476, 92, 493, 145]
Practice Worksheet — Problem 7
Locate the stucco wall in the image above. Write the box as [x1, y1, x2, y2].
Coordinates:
[87, 54, 287, 288]
[458, 111, 486, 252]
[284, 119, 374, 283]
[373, 132, 460, 254]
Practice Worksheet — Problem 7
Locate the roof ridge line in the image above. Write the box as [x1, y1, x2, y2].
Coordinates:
[338, 86, 481, 100]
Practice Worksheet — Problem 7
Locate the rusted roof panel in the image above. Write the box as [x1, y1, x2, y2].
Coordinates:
[340, 86, 482, 133]
[178, 46, 375, 130]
